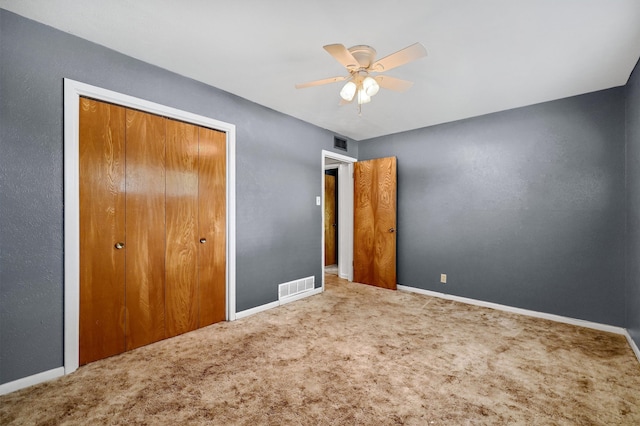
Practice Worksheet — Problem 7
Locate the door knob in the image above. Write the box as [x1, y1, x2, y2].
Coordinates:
[389, 228, 395, 233]
[200, 238, 207, 244]
[114, 242, 125, 249]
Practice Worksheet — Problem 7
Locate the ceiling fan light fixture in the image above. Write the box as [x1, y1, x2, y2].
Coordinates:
[362, 76, 379, 97]
[340, 81, 357, 101]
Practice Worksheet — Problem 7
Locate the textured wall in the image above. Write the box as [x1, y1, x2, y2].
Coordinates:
[626, 58, 640, 350]
[0, 10, 356, 384]
[359, 89, 626, 326]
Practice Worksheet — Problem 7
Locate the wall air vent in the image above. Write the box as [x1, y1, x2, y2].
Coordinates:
[278, 276, 315, 301]
[334, 136, 347, 151]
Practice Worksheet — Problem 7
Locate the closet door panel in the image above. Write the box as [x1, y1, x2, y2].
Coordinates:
[198, 127, 227, 326]
[79, 98, 126, 365]
[125, 109, 166, 350]
[165, 119, 199, 337]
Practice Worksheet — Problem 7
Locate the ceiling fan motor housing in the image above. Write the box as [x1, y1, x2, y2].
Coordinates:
[348, 45, 377, 69]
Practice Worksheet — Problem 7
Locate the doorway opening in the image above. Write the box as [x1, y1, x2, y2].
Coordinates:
[321, 150, 356, 290]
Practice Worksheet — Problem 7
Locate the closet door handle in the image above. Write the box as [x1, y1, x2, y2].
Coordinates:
[199, 238, 207, 244]
[114, 242, 125, 249]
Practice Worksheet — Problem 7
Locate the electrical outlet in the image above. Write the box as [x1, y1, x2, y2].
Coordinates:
[440, 273, 447, 284]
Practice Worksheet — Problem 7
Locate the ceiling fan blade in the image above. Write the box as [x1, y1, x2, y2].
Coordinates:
[374, 75, 414, 92]
[370, 42, 427, 72]
[295, 76, 347, 89]
[323, 44, 360, 71]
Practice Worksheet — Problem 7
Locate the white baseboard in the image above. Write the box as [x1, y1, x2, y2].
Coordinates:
[236, 287, 322, 319]
[397, 285, 627, 335]
[625, 331, 640, 364]
[236, 300, 280, 319]
[0, 367, 65, 396]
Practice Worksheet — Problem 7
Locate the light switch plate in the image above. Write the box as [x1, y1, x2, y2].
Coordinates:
[316, 196, 321, 206]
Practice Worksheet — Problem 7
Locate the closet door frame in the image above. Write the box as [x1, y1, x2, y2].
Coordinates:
[63, 79, 237, 375]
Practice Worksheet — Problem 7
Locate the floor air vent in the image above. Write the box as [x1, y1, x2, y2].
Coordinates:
[278, 276, 315, 301]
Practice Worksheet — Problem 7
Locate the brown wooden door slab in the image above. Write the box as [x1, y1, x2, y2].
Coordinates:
[79, 98, 127, 365]
[353, 157, 397, 290]
[325, 173, 337, 266]
[125, 109, 166, 350]
[165, 119, 199, 337]
[198, 127, 227, 326]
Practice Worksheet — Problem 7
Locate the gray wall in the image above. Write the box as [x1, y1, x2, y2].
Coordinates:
[359, 89, 627, 326]
[626, 59, 640, 350]
[0, 10, 356, 385]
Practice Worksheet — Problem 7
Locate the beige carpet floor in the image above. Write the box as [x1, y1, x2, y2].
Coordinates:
[2, 275, 640, 425]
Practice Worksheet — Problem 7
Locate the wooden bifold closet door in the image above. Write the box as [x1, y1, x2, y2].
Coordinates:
[79, 100, 126, 363]
[125, 109, 167, 350]
[165, 119, 199, 338]
[79, 97, 226, 365]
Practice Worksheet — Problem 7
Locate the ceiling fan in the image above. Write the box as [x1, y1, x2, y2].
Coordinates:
[296, 42, 427, 112]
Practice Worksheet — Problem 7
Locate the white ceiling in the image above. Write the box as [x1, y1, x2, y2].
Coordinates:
[2, 0, 640, 141]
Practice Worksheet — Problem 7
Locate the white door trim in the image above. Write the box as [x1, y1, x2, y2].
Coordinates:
[321, 150, 356, 289]
[63, 79, 237, 375]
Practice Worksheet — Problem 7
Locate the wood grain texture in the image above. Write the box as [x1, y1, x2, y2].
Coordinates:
[79, 97, 126, 365]
[353, 157, 397, 290]
[325, 174, 337, 266]
[165, 119, 199, 337]
[125, 109, 166, 350]
[198, 127, 227, 326]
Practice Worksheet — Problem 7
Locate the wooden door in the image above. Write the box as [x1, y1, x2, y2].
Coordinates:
[325, 173, 337, 266]
[79, 98, 126, 365]
[124, 109, 166, 350]
[353, 157, 397, 290]
[165, 119, 199, 337]
[198, 127, 227, 326]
